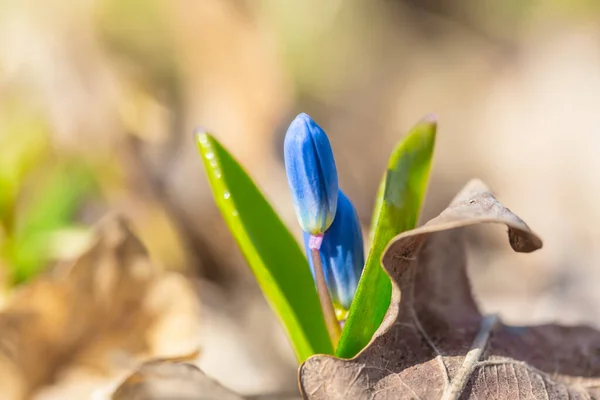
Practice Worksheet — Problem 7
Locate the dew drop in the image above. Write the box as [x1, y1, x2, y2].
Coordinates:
[223, 192, 230, 200]
[197, 134, 209, 146]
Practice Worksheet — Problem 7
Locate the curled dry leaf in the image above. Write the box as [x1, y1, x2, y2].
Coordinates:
[0, 216, 201, 400]
[112, 359, 243, 400]
[111, 353, 305, 400]
[300, 179, 600, 399]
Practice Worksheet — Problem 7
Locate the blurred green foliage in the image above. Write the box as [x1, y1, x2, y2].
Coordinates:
[0, 103, 97, 285]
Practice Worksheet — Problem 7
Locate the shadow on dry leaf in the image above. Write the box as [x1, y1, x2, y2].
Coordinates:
[0, 216, 200, 400]
[300, 179, 600, 399]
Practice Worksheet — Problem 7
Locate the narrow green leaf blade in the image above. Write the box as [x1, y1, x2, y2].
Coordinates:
[336, 116, 437, 358]
[195, 133, 334, 362]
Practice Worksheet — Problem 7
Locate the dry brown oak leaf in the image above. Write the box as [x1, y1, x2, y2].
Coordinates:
[300, 179, 600, 400]
[0, 216, 200, 399]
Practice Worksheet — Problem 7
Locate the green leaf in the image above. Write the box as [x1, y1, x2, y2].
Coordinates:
[0, 107, 48, 230]
[10, 162, 96, 284]
[336, 116, 437, 358]
[195, 133, 334, 362]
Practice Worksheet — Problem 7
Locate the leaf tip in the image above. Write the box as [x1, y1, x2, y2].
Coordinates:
[412, 113, 438, 143]
[420, 113, 438, 125]
[194, 129, 216, 156]
[193, 128, 210, 142]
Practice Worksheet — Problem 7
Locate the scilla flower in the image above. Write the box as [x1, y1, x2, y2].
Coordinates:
[284, 113, 338, 240]
[304, 190, 365, 313]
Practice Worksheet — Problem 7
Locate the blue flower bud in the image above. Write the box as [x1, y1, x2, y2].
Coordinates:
[284, 113, 338, 235]
[303, 191, 365, 311]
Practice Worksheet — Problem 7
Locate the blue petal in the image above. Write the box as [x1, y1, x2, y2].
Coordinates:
[303, 190, 365, 310]
[284, 113, 338, 234]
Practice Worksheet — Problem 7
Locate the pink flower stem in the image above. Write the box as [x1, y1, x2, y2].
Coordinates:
[309, 234, 341, 348]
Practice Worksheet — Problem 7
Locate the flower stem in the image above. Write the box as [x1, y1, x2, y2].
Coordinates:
[310, 247, 341, 349]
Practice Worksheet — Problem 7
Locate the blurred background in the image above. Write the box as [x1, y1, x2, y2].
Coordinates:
[1, 0, 600, 398]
